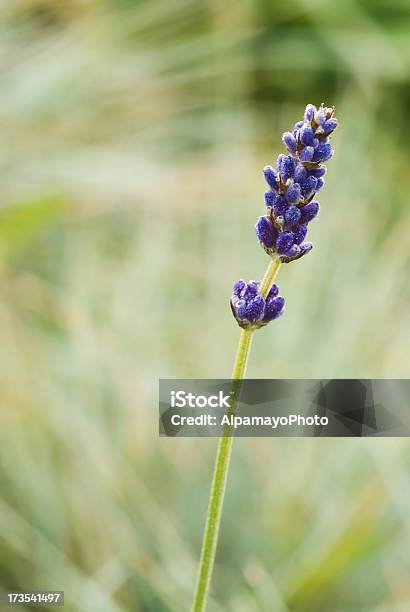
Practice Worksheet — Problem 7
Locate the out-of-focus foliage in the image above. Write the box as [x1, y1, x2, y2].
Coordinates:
[0, 1, 409, 610]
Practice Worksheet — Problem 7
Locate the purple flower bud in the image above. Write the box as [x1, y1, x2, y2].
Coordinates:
[263, 165, 278, 189]
[254, 102, 337, 265]
[309, 166, 327, 178]
[284, 206, 301, 227]
[316, 177, 325, 191]
[324, 118, 338, 134]
[288, 244, 301, 256]
[246, 295, 264, 323]
[231, 280, 285, 328]
[276, 232, 295, 255]
[292, 120, 303, 137]
[299, 126, 316, 146]
[294, 164, 308, 183]
[267, 284, 279, 299]
[243, 281, 259, 300]
[286, 182, 301, 204]
[272, 195, 287, 216]
[264, 190, 275, 207]
[314, 109, 327, 126]
[236, 299, 247, 319]
[304, 104, 316, 122]
[301, 175, 318, 198]
[293, 225, 307, 245]
[300, 146, 314, 162]
[255, 216, 277, 248]
[233, 279, 246, 297]
[277, 154, 296, 181]
[263, 296, 285, 323]
[276, 154, 285, 169]
[313, 143, 333, 162]
[300, 201, 320, 224]
[282, 131, 297, 154]
[300, 242, 313, 256]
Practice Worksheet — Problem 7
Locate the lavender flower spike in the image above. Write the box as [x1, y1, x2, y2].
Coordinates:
[231, 280, 285, 329]
[195, 106, 340, 612]
[255, 102, 338, 263]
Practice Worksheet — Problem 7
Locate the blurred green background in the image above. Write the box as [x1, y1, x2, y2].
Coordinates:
[0, 0, 409, 610]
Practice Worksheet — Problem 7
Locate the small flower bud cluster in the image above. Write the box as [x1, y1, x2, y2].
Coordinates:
[230, 280, 285, 329]
[255, 103, 338, 263]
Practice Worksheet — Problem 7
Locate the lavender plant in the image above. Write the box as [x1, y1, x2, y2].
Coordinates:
[191, 104, 338, 611]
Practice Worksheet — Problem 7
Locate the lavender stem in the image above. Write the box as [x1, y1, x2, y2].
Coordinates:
[191, 258, 281, 612]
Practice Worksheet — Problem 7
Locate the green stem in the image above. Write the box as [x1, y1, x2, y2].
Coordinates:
[259, 256, 282, 299]
[191, 257, 281, 612]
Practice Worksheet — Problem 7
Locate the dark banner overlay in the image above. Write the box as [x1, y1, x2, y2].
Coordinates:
[159, 379, 410, 437]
